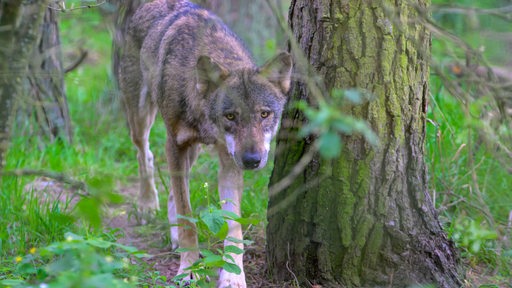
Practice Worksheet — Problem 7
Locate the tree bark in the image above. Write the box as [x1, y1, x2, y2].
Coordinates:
[0, 1, 48, 169]
[24, 7, 72, 143]
[266, 1, 461, 287]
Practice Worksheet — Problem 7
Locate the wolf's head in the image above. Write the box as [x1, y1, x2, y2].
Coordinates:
[196, 52, 292, 170]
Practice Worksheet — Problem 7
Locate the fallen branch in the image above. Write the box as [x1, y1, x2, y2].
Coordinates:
[1, 169, 88, 197]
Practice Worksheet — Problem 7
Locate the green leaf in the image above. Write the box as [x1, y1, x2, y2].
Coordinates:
[200, 209, 226, 235]
[177, 214, 198, 224]
[0, 279, 26, 286]
[202, 254, 224, 267]
[224, 245, 244, 255]
[234, 216, 260, 225]
[200, 249, 216, 257]
[75, 197, 102, 228]
[172, 273, 190, 282]
[215, 221, 229, 239]
[226, 237, 253, 245]
[222, 262, 241, 275]
[344, 89, 363, 104]
[112, 242, 139, 254]
[332, 118, 354, 134]
[87, 239, 113, 249]
[219, 210, 240, 220]
[318, 131, 341, 159]
[16, 262, 37, 274]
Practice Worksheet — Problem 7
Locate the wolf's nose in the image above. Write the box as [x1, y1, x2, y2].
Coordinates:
[242, 152, 261, 169]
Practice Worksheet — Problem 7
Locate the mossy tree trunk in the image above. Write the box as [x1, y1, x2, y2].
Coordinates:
[266, 0, 461, 287]
[0, 1, 48, 169]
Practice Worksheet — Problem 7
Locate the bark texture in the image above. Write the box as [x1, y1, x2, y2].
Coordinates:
[266, 1, 461, 287]
[0, 1, 48, 169]
[25, 7, 72, 142]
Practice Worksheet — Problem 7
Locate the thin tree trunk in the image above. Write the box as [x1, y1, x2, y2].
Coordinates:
[0, 1, 48, 169]
[267, 1, 461, 287]
[25, 7, 72, 143]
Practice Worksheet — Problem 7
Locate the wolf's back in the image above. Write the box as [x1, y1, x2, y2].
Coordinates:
[128, 0, 254, 71]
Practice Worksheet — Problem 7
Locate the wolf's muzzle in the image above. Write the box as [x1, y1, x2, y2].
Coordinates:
[242, 151, 261, 169]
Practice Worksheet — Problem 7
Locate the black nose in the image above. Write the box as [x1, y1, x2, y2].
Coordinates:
[242, 152, 261, 169]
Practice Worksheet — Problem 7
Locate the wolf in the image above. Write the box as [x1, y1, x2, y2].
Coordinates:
[118, 0, 292, 287]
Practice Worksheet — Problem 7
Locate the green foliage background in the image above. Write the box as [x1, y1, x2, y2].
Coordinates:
[1, 0, 511, 287]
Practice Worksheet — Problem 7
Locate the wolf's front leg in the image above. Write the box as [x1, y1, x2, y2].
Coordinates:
[217, 147, 246, 288]
[166, 139, 200, 280]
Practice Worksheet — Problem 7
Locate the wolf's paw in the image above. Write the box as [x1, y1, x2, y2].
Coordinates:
[217, 269, 246, 288]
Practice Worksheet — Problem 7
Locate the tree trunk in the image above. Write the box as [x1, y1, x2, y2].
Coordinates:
[266, 1, 461, 287]
[0, 1, 48, 169]
[24, 7, 72, 143]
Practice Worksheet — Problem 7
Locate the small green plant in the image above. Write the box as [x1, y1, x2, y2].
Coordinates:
[448, 218, 498, 263]
[172, 203, 256, 288]
[0, 232, 147, 288]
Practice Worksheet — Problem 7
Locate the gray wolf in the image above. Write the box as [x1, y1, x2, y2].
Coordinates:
[118, 0, 292, 287]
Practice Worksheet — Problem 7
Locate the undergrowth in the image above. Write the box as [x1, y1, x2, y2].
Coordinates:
[1, 1, 511, 287]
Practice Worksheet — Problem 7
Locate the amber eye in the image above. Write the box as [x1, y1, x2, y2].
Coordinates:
[225, 113, 236, 121]
[261, 111, 270, 119]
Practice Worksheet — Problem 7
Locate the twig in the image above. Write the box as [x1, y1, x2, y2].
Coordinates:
[146, 251, 179, 258]
[64, 49, 88, 73]
[286, 242, 300, 287]
[432, 4, 512, 22]
[48, 0, 107, 12]
[268, 147, 315, 198]
[1, 169, 88, 197]
[506, 210, 512, 249]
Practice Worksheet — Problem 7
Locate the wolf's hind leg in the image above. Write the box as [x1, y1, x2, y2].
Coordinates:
[119, 43, 160, 218]
[124, 92, 159, 216]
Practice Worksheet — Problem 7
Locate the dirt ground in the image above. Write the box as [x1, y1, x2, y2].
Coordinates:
[28, 177, 293, 287]
[106, 183, 290, 287]
[29, 178, 509, 288]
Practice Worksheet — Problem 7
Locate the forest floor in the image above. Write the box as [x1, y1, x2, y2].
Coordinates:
[32, 178, 508, 288]
[105, 183, 288, 288]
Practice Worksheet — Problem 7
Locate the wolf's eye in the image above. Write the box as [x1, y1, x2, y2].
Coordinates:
[225, 113, 236, 121]
[261, 111, 270, 119]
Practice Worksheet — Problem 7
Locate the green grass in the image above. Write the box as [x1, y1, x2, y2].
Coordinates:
[1, 2, 512, 287]
[1, 7, 272, 286]
[427, 77, 512, 278]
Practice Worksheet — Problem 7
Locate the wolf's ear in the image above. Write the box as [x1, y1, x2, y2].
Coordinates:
[260, 52, 293, 94]
[196, 56, 228, 95]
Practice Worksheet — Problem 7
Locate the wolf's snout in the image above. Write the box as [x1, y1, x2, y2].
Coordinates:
[242, 151, 261, 169]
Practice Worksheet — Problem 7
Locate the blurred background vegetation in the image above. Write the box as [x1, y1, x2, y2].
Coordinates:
[0, 0, 511, 287]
